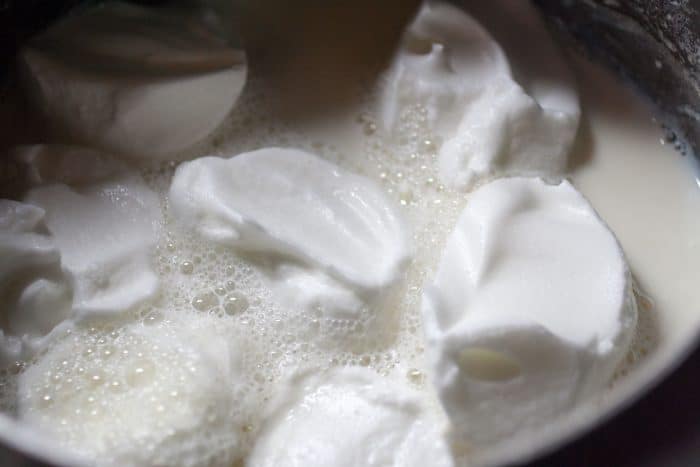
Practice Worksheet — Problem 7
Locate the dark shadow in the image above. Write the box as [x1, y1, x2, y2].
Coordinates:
[0, 69, 47, 154]
[234, 0, 421, 124]
[523, 344, 700, 467]
[566, 104, 595, 172]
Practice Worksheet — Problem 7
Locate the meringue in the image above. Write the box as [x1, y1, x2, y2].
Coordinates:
[169, 148, 409, 346]
[380, 0, 579, 190]
[0, 200, 71, 364]
[422, 177, 637, 444]
[247, 367, 454, 467]
[18, 315, 253, 467]
[22, 146, 162, 318]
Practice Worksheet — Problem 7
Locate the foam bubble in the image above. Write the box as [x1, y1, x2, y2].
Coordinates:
[17, 314, 261, 466]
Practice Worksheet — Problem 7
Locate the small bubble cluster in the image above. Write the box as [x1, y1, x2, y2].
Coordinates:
[14, 316, 265, 467]
[611, 281, 659, 383]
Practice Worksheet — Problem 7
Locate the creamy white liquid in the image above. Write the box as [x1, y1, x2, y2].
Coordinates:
[1, 1, 699, 466]
[570, 54, 700, 360]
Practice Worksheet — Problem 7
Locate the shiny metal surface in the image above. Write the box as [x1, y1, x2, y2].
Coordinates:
[535, 0, 700, 159]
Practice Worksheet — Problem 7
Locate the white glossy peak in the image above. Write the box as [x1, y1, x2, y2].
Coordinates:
[422, 177, 636, 444]
[170, 148, 408, 292]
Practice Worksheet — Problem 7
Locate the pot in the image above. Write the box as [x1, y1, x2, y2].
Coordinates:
[0, 1, 698, 466]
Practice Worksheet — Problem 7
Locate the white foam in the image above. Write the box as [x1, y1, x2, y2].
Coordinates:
[380, 0, 579, 190]
[0, 200, 71, 365]
[23, 146, 162, 319]
[169, 148, 410, 349]
[422, 177, 637, 445]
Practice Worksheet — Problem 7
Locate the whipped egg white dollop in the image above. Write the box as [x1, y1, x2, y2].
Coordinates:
[0, 145, 162, 363]
[248, 367, 454, 467]
[19, 2, 247, 158]
[5, 145, 162, 323]
[0, 200, 71, 365]
[21, 146, 162, 319]
[169, 147, 410, 347]
[0, 1, 651, 465]
[380, 0, 580, 190]
[422, 177, 637, 444]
